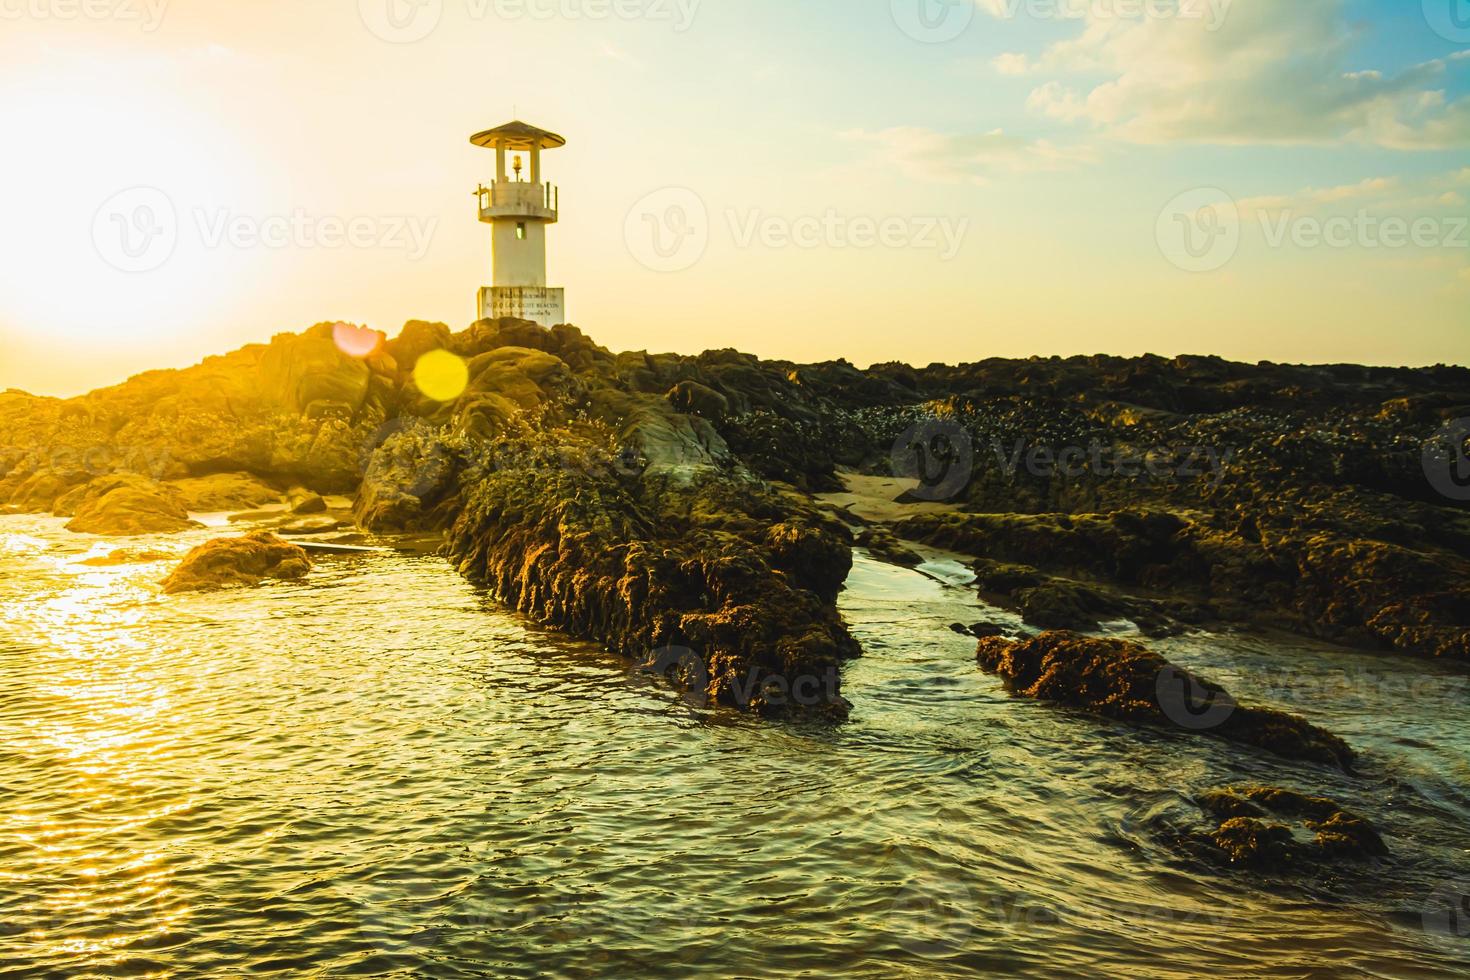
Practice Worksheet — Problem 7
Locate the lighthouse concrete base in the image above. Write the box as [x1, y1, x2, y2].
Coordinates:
[478, 286, 565, 329]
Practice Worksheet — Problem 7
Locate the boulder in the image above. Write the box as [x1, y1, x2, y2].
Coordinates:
[161, 531, 311, 594]
[975, 631, 1356, 771]
[1197, 785, 1389, 869]
[60, 475, 202, 536]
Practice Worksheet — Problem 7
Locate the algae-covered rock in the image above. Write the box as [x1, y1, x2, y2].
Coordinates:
[161, 531, 311, 594]
[1196, 785, 1388, 868]
[975, 631, 1356, 770]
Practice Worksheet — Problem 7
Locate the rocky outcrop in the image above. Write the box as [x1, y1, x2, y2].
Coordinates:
[975, 632, 1356, 771]
[4, 315, 1466, 715]
[161, 531, 311, 594]
[59, 474, 202, 536]
[1196, 785, 1389, 869]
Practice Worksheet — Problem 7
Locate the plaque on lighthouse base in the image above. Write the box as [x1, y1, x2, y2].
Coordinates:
[478, 286, 565, 329]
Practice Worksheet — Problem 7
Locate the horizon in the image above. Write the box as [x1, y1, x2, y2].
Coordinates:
[1, 0, 1467, 396]
[7, 314, 1470, 402]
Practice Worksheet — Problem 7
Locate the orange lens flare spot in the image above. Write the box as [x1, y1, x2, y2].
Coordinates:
[413, 350, 469, 402]
[332, 322, 384, 359]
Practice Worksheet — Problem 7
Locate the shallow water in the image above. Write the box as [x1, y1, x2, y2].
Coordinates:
[2, 514, 1469, 978]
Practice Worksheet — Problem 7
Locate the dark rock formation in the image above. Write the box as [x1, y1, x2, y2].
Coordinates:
[1196, 785, 1389, 869]
[161, 531, 312, 594]
[5, 316, 1467, 714]
[975, 632, 1355, 770]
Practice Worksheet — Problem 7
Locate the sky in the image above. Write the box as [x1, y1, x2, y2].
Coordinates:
[0, 0, 1466, 397]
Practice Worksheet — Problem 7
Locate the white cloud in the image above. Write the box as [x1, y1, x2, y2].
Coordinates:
[842, 126, 1095, 183]
[1236, 171, 1469, 215]
[1019, 0, 1470, 149]
[993, 52, 1031, 76]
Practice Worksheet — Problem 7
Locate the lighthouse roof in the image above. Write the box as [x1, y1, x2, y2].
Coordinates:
[470, 120, 567, 151]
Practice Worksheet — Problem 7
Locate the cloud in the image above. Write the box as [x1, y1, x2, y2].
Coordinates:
[993, 52, 1031, 76]
[1236, 171, 1468, 214]
[841, 126, 1095, 183]
[1018, 0, 1470, 149]
[1237, 178, 1395, 213]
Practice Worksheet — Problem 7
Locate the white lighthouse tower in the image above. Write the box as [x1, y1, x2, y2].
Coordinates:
[470, 120, 566, 328]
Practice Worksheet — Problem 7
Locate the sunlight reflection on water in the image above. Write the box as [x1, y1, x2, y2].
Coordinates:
[1, 515, 1468, 977]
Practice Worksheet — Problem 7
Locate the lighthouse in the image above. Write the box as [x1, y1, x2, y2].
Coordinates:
[470, 120, 566, 328]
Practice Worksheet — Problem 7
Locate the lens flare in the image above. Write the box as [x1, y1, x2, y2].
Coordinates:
[332, 322, 384, 359]
[413, 350, 469, 402]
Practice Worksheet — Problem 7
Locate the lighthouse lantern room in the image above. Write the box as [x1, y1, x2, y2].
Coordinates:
[470, 120, 566, 328]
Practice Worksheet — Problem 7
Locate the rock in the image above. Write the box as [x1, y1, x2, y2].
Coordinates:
[353, 421, 457, 532]
[975, 631, 1356, 771]
[856, 526, 924, 567]
[79, 548, 177, 566]
[288, 488, 327, 514]
[1211, 818, 1299, 870]
[666, 381, 729, 421]
[61, 475, 202, 536]
[257, 323, 372, 416]
[169, 472, 282, 512]
[161, 531, 311, 594]
[274, 516, 349, 535]
[446, 413, 860, 718]
[1196, 785, 1388, 868]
